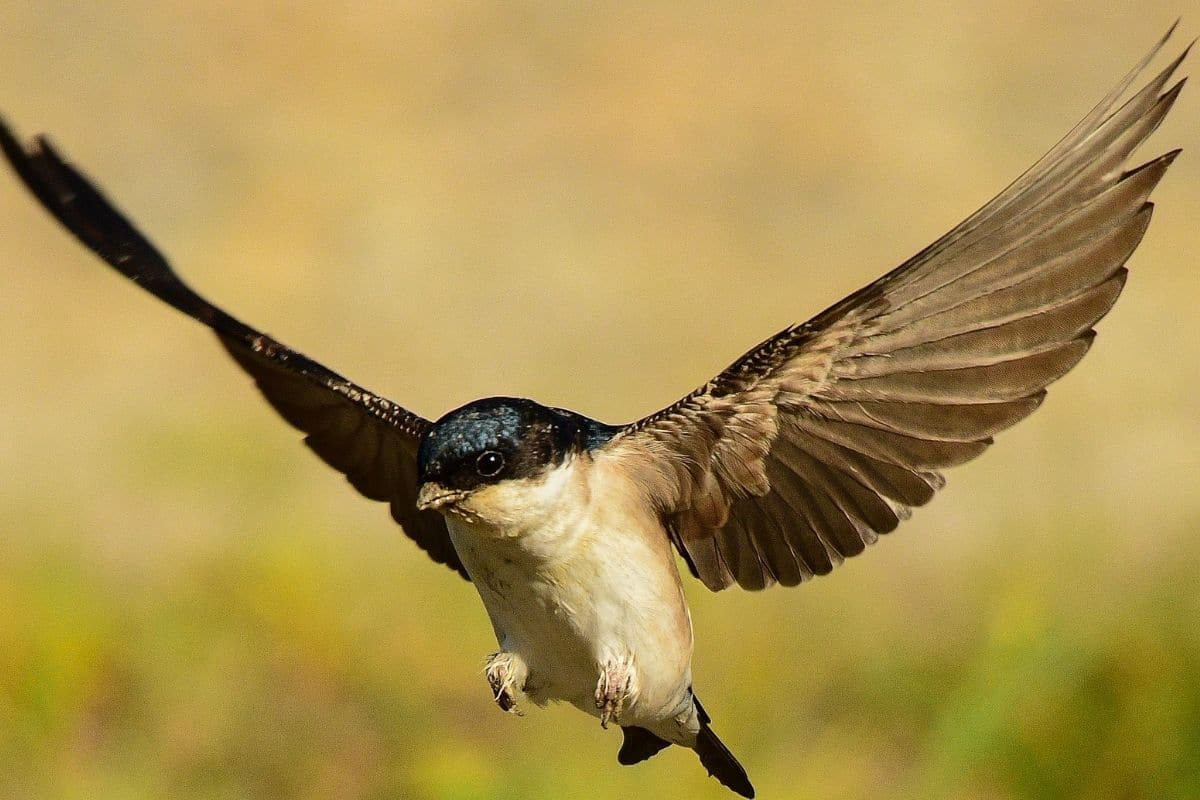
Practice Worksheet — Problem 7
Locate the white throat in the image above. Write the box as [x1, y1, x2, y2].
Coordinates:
[448, 454, 594, 559]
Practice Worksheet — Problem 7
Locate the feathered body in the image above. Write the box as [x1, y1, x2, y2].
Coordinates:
[444, 450, 697, 734]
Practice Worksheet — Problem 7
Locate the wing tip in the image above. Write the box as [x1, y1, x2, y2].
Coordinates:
[1117, 148, 1180, 196]
[0, 115, 23, 161]
[1162, 17, 1181, 47]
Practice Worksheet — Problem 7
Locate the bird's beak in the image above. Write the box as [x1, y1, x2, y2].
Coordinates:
[416, 482, 465, 512]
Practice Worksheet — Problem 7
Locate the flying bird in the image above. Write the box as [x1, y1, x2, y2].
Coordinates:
[1, 28, 1189, 799]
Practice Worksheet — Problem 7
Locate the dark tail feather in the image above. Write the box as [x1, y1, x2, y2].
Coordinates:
[618, 725, 672, 765]
[694, 697, 755, 799]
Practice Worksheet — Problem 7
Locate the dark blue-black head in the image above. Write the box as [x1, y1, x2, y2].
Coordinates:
[415, 397, 618, 508]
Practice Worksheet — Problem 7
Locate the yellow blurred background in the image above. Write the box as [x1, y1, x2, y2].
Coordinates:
[1, 3, 1197, 799]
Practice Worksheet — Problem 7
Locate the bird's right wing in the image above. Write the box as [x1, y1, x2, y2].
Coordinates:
[0, 121, 469, 580]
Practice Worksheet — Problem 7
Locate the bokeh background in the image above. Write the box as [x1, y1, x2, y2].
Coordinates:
[1, 3, 1197, 799]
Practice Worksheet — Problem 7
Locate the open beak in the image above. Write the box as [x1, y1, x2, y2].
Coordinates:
[415, 482, 466, 512]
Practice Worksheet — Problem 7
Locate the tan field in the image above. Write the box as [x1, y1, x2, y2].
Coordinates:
[1, 3, 1197, 799]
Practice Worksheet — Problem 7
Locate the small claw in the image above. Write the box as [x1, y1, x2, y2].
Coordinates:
[595, 658, 634, 729]
[598, 690, 612, 729]
[485, 652, 526, 716]
[496, 688, 524, 716]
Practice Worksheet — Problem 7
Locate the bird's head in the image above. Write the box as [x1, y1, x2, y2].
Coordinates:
[415, 397, 616, 527]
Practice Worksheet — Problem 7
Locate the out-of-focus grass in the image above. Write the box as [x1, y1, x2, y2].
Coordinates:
[1, 4, 1198, 799]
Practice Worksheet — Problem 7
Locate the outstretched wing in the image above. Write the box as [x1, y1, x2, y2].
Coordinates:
[0, 121, 468, 580]
[603, 30, 1188, 591]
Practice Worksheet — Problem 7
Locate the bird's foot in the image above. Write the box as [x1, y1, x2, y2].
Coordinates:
[595, 654, 635, 729]
[484, 651, 527, 716]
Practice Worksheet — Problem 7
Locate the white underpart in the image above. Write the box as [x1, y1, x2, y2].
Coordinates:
[444, 451, 699, 742]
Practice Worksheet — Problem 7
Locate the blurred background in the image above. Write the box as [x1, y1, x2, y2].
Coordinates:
[1, 2, 1197, 799]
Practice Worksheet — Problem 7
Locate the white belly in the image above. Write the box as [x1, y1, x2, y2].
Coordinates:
[444, 458, 695, 725]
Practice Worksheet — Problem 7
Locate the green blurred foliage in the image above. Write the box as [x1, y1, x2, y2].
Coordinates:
[1, 3, 1198, 799]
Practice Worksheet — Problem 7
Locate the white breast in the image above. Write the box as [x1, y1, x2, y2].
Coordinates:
[445, 452, 695, 722]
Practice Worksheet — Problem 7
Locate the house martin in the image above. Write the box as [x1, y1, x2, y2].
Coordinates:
[1, 26, 1189, 798]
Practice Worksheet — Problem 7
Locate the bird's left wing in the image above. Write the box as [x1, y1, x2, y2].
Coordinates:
[0, 121, 469, 579]
[600, 32, 1187, 591]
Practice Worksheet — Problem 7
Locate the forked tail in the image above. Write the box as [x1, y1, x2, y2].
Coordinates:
[617, 695, 754, 798]
[694, 696, 754, 798]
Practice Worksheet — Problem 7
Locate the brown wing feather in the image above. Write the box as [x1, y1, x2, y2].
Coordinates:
[0, 120, 468, 580]
[606, 31, 1187, 591]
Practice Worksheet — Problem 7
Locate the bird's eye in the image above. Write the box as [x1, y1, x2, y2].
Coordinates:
[476, 450, 505, 478]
